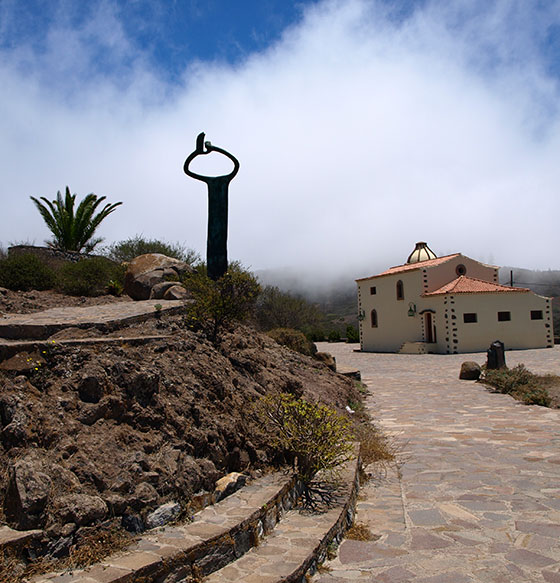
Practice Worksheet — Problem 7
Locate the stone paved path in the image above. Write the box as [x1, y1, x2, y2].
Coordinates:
[313, 344, 560, 583]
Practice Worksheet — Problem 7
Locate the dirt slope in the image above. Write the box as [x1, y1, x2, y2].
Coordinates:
[0, 293, 359, 547]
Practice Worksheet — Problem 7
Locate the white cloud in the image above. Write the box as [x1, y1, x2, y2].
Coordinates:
[1, 0, 560, 281]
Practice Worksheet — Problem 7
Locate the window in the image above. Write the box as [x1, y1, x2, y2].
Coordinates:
[370, 286, 376, 295]
[396, 280, 404, 300]
[531, 310, 543, 320]
[371, 309, 378, 328]
[456, 264, 467, 276]
[498, 311, 511, 322]
[463, 313, 477, 323]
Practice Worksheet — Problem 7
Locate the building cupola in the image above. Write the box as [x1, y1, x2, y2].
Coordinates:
[406, 242, 437, 264]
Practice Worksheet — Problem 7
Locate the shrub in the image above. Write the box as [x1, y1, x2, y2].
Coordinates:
[0, 253, 57, 291]
[255, 286, 323, 332]
[257, 392, 355, 506]
[482, 364, 534, 393]
[266, 328, 317, 356]
[306, 329, 326, 342]
[183, 263, 261, 343]
[355, 421, 396, 467]
[104, 236, 200, 264]
[481, 364, 553, 407]
[58, 257, 125, 296]
[346, 324, 360, 343]
[328, 330, 341, 342]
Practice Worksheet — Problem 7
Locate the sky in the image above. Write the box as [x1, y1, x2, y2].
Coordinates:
[1, 0, 560, 283]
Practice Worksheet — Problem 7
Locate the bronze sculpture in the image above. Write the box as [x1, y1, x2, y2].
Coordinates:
[183, 133, 240, 281]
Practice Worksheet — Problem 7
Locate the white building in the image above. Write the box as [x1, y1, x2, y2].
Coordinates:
[357, 242, 554, 354]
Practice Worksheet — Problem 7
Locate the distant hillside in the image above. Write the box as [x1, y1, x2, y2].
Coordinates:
[255, 268, 358, 336]
[257, 265, 560, 337]
[499, 267, 560, 297]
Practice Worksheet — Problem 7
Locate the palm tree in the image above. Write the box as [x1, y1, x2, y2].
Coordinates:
[30, 187, 122, 253]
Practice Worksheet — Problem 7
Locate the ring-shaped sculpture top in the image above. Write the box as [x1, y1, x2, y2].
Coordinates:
[183, 132, 240, 183]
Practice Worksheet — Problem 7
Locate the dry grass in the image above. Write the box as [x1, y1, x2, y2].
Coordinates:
[356, 422, 397, 468]
[0, 525, 134, 583]
[345, 522, 380, 541]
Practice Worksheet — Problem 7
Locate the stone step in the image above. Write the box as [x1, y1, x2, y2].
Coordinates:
[0, 335, 174, 363]
[30, 471, 297, 583]
[0, 299, 186, 340]
[0, 525, 42, 553]
[204, 455, 360, 583]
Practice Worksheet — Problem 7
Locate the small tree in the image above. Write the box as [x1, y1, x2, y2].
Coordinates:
[30, 187, 122, 253]
[346, 324, 360, 343]
[255, 286, 323, 332]
[258, 392, 355, 507]
[183, 263, 261, 343]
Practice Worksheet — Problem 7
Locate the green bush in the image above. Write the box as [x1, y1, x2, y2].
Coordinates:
[306, 329, 326, 342]
[104, 236, 200, 264]
[266, 328, 317, 356]
[257, 392, 355, 490]
[346, 324, 360, 343]
[58, 257, 125, 296]
[255, 286, 323, 332]
[481, 364, 552, 407]
[183, 263, 261, 343]
[482, 364, 535, 394]
[328, 330, 341, 342]
[0, 253, 57, 291]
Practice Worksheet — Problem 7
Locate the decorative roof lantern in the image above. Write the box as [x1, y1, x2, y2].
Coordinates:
[406, 242, 437, 264]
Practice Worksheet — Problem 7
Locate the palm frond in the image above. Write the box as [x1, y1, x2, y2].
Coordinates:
[30, 187, 122, 253]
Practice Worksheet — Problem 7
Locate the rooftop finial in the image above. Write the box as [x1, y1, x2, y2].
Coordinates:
[406, 242, 437, 264]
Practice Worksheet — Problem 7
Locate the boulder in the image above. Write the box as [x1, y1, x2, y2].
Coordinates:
[214, 472, 247, 502]
[4, 458, 52, 529]
[131, 482, 159, 509]
[460, 361, 482, 380]
[149, 281, 178, 300]
[54, 494, 108, 526]
[0, 351, 46, 373]
[124, 253, 193, 300]
[77, 373, 104, 403]
[145, 501, 182, 529]
[163, 285, 190, 300]
[314, 352, 337, 372]
[102, 492, 128, 516]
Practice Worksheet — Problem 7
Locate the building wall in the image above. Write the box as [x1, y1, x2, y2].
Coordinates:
[358, 270, 424, 352]
[445, 292, 553, 353]
[424, 255, 498, 293]
[357, 255, 552, 354]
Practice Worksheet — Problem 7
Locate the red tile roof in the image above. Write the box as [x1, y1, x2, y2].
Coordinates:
[356, 254, 460, 281]
[423, 276, 530, 296]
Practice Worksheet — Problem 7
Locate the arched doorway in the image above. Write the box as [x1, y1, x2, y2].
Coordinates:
[424, 312, 436, 343]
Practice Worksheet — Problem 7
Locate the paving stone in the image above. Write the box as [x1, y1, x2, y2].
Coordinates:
[311, 344, 560, 583]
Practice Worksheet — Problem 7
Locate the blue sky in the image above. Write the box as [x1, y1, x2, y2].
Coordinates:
[1, 0, 560, 279]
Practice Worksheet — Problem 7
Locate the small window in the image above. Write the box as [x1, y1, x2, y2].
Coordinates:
[396, 280, 404, 301]
[498, 311, 511, 322]
[531, 310, 543, 320]
[371, 309, 378, 328]
[463, 313, 477, 323]
[370, 286, 376, 295]
[456, 264, 467, 276]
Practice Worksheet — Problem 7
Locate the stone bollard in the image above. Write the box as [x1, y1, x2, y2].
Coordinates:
[486, 340, 506, 370]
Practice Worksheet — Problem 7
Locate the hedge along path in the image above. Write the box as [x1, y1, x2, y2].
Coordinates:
[312, 344, 560, 583]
